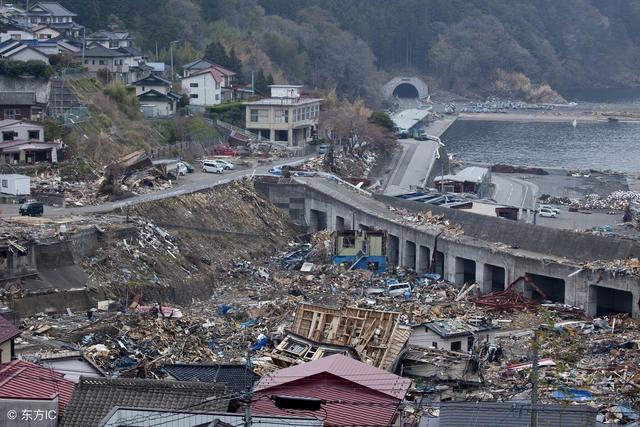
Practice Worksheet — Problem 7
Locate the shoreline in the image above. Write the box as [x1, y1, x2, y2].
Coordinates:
[457, 112, 640, 123]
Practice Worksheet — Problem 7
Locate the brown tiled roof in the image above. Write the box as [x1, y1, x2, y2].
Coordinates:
[60, 377, 229, 427]
[0, 316, 19, 343]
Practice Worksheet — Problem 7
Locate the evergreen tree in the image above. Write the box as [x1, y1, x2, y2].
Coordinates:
[204, 42, 230, 68]
[266, 73, 274, 86]
[227, 47, 244, 84]
[254, 68, 267, 94]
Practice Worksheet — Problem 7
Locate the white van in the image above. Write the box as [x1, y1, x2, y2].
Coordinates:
[202, 160, 224, 174]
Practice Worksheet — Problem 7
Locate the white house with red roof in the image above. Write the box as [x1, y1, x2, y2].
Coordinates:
[180, 64, 235, 107]
[252, 354, 412, 426]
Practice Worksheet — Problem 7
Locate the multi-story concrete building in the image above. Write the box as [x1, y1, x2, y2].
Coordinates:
[245, 85, 322, 146]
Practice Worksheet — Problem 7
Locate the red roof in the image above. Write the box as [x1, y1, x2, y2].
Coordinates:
[255, 354, 411, 400]
[0, 360, 75, 415]
[188, 65, 235, 82]
[252, 355, 412, 427]
[0, 316, 20, 343]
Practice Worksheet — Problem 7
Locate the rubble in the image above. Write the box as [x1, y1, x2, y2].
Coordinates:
[539, 190, 640, 211]
[388, 206, 464, 235]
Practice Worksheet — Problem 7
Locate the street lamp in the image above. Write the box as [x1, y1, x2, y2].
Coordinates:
[169, 40, 181, 83]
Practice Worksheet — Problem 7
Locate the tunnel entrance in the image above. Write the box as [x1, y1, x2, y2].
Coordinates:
[526, 273, 565, 303]
[591, 285, 633, 316]
[455, 257, 476, 285]
[484, 264, 506, 292]
[393, 83, 419, 98]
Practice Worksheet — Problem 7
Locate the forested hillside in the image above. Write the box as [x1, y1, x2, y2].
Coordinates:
[59, 0, 640, 102]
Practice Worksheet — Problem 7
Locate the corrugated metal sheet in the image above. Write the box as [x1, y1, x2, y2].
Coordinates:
[438, 401, 596, 427]
[255, 354, 411, 400]
[0, 360, 75, 415]
[253, 374, 401, 427]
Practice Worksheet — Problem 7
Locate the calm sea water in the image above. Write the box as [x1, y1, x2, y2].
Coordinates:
[441, 120, 640, 172]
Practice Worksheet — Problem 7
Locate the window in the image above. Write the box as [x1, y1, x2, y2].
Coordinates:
[99, 60, 107, 65]
[215, 94, 220, 100]
[432, 342, 438, 349]
[11, 34, 21, 40]
[4, 109, 17, 119]
[189, 83, 199, 88]
[342, 236, 355, 248]
[1, 180, 7, 188]
[215, 81, 220, 89]
[250, 109, 259, 122]
[275, 109, 288, 123]
[92, 60, 95, 65]
[2, 131, 16, 141]
[450, 341, 462, 352]
[28, 130, 40, 140]
[190, 94, 199, 99]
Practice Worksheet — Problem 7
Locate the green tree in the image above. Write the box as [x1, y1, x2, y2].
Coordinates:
[254, 68, 267, 94]
[369, 112, 395, 130]
[227, 47, 244, 84]
[204, 41, 230, 67]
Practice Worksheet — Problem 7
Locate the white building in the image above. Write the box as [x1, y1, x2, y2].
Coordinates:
[131, 74, 181, 117]
[0, 119, 61, 164]
[245, 85, 322, 146]
[86, 30, 133, 49]
[0, 174, 30, 196]
[180, 65, 235, 107]
[409, 319, 499, 353]
[0, 22, 35, 43]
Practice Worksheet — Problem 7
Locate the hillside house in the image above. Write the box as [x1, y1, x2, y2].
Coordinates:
[0, 39, 49, 63]
[33, 24, 61, 40]
[245, 85, 322, 146]
[180, 65, 235, 107]
[0, 119, 61, 164]
[86, 30, 133, 49]
[77, 45, 146, 84]
[182, 58, 216, 77]
[0, 21, 35, 43]
[131, 74, 181, 117]
[25, 2, 83, 38]
[0, 92, 44, 120]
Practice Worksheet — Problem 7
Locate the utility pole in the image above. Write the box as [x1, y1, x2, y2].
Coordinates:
[244, 350, 252, 427]
[81, 26, 86, 65]
[530, 328, 541, 427]
[169, 40, 180, 84]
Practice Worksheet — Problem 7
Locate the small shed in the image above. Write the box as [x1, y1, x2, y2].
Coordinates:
[0, 174, 30, 196]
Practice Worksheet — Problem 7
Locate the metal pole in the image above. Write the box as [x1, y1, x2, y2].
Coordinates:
[170, 44, 174, 84]
[82, 26, 85, 64]
[530, 329, 539, 427]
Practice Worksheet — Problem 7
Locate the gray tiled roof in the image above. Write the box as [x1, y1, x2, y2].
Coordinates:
[163, 364, 260, 393]
[60, 377, 230, 427]
[0, 92, 36, 106]
[30, 2, 76, 16]
[437, 401, 597, 427]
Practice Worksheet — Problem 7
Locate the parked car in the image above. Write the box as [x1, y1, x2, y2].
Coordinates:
[212, 159, 234, 170]
[176, 162, 188, 176]
[540, 205, 560, 214]
[318, 144, 328, 154]
[182, 162, 195, 173]
[539, 207, 557, 218]
[202, 160, 224, 174]
[19, 201, 43, 217]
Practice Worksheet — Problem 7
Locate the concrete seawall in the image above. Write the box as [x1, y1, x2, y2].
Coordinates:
[256, 177, 640, 318]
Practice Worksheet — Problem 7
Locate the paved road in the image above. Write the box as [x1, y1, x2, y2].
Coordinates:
[384, 138, 439, 195]
[1, 155, 313, 218]
[492, 174, 539, 209]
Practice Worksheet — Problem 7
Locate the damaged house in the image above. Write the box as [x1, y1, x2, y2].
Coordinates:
[272, 303, 411, 371]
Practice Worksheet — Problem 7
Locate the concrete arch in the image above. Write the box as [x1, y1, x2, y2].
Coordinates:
[383, 76, 429, 100]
